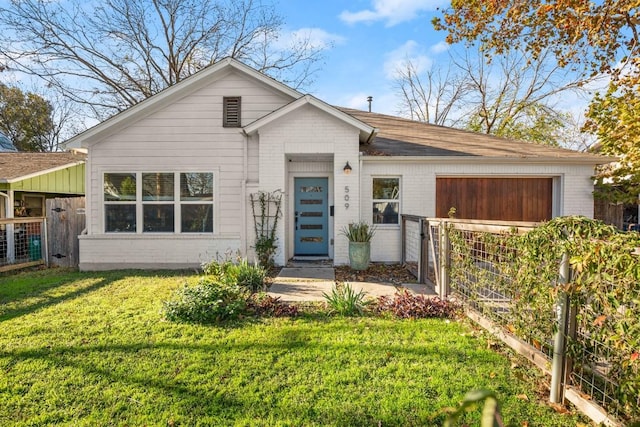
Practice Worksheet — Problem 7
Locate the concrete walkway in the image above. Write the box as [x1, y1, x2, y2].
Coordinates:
[268, 265, 436, 302]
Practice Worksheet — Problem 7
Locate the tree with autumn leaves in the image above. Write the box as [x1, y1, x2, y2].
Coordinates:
[434, 0, 640, 202]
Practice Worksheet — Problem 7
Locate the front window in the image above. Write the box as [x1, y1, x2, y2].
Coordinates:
[104, 172, 214, 233]
[143, 173, 174, 232]
[104, 173, 137, 232]
[180, 173, 213, 233]
[372, 177, 400, 224]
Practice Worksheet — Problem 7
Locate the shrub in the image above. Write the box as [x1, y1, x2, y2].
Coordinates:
[224, 259, 266, 293]
[201, 256, 234, 280]
[374, 290, 460, 319]
[323, 283, 369, 316]
[247, 293, 299, 317]
[202, 256, 266, 293]
[163, 277, 248, 323]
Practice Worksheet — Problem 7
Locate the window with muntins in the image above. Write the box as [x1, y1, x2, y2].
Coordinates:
[372, 177, 400, 224]
[223, 96, 241, 127]
[104, 172, 214, 233]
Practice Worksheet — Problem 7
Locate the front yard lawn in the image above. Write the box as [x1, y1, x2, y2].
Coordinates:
[0, 269, 585, 426]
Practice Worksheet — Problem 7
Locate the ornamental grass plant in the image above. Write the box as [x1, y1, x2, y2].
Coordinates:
[340, 221, 376, 242]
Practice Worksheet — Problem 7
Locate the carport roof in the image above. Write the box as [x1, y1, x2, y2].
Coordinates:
[0, 152, 86, 182]
[338, 107, 613, 164]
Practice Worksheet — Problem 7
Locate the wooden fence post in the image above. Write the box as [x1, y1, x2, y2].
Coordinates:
[439, 221, 451, 298]
[419, 218, 428, 285]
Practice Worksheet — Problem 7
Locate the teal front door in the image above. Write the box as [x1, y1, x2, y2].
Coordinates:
[294, 177, 329, 255]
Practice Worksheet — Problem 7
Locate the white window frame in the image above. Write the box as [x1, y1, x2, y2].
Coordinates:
[103, 172, 137, 233]
[141, 172, 176, 233]
[103, 171, 216, 234]
[372, 176, 401, 226]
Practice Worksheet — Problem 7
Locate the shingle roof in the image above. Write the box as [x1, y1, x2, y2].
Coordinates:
[338, 107, 611, 163]
[0, 152, 86, 182]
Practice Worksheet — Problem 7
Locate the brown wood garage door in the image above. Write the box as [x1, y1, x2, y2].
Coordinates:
[436, 177, 553, 222]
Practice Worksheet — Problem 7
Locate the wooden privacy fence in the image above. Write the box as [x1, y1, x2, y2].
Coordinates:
[46, 197, 85, 268]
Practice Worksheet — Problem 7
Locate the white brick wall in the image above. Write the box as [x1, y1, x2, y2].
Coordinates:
[79, 234, 241, 270]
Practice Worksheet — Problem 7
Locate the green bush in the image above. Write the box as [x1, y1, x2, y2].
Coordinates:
[202, 257, 266, 293]
[222, 259, 266, 293]
[201, 257, 232, 279]
[162, 277, 248, 323]
[323, 283, 369, 316]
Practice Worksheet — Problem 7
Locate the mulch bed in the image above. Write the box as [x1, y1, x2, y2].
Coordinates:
[334, 263, 417, 285]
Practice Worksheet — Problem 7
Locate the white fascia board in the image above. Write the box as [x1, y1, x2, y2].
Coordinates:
[244, 94, 375, 135]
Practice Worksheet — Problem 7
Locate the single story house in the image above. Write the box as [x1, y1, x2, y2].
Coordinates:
[64, 58, 610, 271]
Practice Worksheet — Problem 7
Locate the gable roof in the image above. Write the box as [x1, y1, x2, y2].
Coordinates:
[64, 58, 302, 148]
[244, 95, 375, 142]
[339, 107, 614, 164]
[0, 152, 86, 183]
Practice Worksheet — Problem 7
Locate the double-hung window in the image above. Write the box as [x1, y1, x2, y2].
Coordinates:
[104, 173, 137, 232]
[142, 173, 175, 232]
[180, 173, 214, 233]
[104, 172, 214, 233]
[372, 177, 400, 225]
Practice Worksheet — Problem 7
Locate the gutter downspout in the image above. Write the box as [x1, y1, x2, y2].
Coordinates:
[241, 130, 249, 257]
[359, 152, 364, 222]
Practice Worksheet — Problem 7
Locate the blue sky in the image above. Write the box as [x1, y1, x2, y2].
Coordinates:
[276, 0, 452, 114]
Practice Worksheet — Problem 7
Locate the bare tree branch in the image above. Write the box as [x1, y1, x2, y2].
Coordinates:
[0, 0, 324, 120]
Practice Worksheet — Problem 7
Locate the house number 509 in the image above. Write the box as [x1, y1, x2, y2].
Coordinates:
[344, 186, 350, 209]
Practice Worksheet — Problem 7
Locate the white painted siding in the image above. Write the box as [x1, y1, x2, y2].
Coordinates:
[81, 69, 293, 270]
[361, 159, 596, 263]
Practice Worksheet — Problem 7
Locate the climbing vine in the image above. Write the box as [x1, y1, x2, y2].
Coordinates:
[447, 216, 640, 420]
[250, 190, 282, 270]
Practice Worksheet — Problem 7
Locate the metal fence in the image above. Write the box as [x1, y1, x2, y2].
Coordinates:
[0, 218, 46, 271]
[411, 217, 636, 426]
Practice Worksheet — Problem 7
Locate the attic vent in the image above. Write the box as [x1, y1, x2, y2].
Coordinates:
[223, 96, 241, 127]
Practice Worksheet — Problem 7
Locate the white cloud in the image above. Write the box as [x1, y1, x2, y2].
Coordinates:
[429, 41, 450, 54]
[383, 40, 432, 79]
[274, 27, 345, 51]
[340, 0, 448, 26]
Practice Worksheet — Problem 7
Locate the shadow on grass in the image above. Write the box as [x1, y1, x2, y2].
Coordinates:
[1, 336, 472, 425]
[0, 269, 195, 323]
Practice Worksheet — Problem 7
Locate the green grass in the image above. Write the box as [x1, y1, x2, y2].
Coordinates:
[0, 269, 586, 426]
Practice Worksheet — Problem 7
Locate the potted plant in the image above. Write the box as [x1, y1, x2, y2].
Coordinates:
[341, 222, 376, 270]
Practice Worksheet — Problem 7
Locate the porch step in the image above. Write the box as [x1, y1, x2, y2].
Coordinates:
[275, 267, 335, 282]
